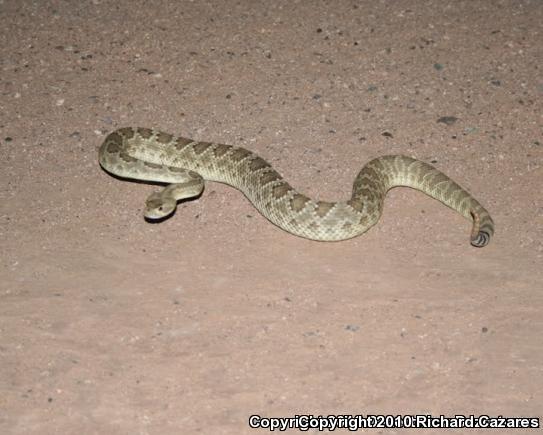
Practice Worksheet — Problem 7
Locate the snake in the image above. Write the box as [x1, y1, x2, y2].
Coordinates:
[98, 127, 494, 247]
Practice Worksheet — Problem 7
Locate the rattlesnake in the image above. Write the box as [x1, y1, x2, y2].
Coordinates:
[98, 127, 494, 247]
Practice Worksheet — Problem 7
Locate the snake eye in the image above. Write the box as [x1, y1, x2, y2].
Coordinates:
[158, 206, 163, 211]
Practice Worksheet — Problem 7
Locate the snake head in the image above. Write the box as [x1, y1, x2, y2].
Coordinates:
[144, 192, 177, 220]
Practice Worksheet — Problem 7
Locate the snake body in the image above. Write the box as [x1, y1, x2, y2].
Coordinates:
[99, 127, 494, 247]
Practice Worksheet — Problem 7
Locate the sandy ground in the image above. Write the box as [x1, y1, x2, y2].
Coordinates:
[1, 0, 542, 434]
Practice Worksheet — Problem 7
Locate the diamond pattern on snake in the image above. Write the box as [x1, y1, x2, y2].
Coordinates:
[99, 127, 494, 247]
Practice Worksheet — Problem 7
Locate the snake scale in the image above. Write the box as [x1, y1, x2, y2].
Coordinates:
[99, 127, 494, 247]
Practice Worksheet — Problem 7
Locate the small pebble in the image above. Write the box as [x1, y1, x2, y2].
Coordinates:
[437, 116, 458, 125]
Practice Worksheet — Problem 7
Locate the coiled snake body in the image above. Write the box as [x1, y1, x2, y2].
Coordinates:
[99, 127, 494, 247]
